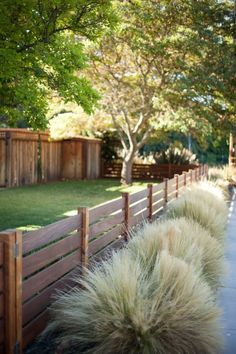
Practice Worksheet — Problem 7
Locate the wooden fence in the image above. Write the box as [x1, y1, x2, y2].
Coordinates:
[102, 162, 198, 180]
[0, 129, 102, 188]
[0, 166, 207, 353]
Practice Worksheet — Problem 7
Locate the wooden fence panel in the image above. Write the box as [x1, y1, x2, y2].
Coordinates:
[88, 197, 125, 262]
[0, 129, 102, 188]
[0, 167, 207, 351]
[61, 140, 83, 180]
[103, 162, 198, 180]
[22, 213, 83, 349]
[9, 131, 38, 187]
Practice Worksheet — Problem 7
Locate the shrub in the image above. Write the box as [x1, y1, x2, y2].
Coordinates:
[154, 145, 198, 165]
[187, 183, 228, 224]
[208, 166, 228, 182]
[47, 250, 222, 354]
[128, 218, 224, 291]
[166, 193, 226, 243]
[128, 219, 203, 274]
[207, 167, 232, 199]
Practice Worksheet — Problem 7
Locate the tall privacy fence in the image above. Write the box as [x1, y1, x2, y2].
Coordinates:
[0, 166, 207, 354]
[0, 129, 101, 188]
[102, 162, 198, 180]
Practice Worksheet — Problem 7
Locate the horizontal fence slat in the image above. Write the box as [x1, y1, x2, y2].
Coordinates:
[88, 225, 123, 256]
[178, 174, 185, 183]
[89, 198, 123, 224]
[23, 251, 81, 302]
[167, 194, 177, 202]
[89, 212, 124, 240]
[153, 199, 165, 212]
[130, 209, 149, 227]
[130, 188, 149, 204]
[130, 199, 149, 216]
[103, 163, 197, 180]
[90, 238, 125, 265]
[23, 268, 79, 326]
[153, 190, 164, 203]
[23, 309, 49, 348]
[23, 214, 82, 254]
[23, 232, 81, 278]
[152, 206, 164, 217]
[152, 182, 165, 193]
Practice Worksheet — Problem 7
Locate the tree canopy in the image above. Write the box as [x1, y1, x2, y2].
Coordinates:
[85, 0, 235, 183]
[0, 0, 116, 128]
[1, 0, 235, 184]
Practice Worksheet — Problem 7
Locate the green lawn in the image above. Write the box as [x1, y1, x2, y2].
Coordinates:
[0, 179, 150, 232]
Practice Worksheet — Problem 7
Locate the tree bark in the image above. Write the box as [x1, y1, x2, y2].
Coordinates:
[121, 156, 134, 185]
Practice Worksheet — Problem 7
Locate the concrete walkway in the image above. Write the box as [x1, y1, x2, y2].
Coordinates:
[220, 192, 236, 354]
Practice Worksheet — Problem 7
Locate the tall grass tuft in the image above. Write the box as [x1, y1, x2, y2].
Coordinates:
[128, 218, 224, 290]
[47, 250, 222, 354]
[188, 182, 228, 224]
[166, 193, 227, 243]
[128, 219, 203, 274]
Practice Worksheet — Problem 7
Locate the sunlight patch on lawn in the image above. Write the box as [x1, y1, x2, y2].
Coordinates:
[63, 210, 77, 217]
[105, 182, 149, 193]
[18, 225, 41, 232]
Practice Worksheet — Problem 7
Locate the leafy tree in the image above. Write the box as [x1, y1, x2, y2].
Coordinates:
[86, 0, 233, 184]
[0, 0, 116, 129]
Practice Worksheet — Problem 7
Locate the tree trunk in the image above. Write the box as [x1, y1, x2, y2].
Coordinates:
[121, 156, 133, 185]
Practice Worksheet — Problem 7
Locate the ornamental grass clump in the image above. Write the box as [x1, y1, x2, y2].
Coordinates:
[128, 219, 203, 274]
[47, 250, 222, 354]
[166, 193, 226, 243]
[128, 218, 224, 291]
[188, 183, 228, 224]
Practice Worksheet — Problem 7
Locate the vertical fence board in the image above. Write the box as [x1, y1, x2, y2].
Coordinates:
[122, 192, 130, 241]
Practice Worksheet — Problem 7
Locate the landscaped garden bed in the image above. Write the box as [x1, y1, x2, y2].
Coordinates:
[24, 169, 230, 354]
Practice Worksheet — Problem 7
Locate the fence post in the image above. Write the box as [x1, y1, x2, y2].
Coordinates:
[78, 207, 89, 270]
[147, 184, 153, 221]
[194, 168, 198, 182]
[15, 231, 22, 354]
[0, 230, 23, 354]
[174, 174, 179, 198]
[183, 171, 187, 187]
[164, 178, 168, 208]
[122, 192, 130, 242]
[190, 169, 193, 184]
